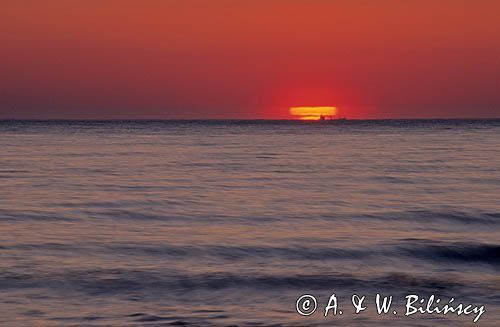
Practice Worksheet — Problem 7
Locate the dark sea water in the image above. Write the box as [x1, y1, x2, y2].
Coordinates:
[0, 120, 499, 326]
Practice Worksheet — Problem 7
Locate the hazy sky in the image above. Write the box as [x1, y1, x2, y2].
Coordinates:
[1, 0, 499, 119]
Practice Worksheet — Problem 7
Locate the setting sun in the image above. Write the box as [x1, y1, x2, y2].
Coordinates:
[290, 106, 337, 120]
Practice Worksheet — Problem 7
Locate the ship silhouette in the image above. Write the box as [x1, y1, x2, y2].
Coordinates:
[319, 114, 347, 121]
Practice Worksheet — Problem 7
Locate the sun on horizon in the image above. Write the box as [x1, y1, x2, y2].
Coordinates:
[289, 106, 337, 120]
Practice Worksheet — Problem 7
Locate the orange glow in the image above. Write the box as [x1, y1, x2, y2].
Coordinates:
[290, 106, 337, 120]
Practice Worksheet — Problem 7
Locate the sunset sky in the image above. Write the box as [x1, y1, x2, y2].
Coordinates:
[1, 0, 499, 119]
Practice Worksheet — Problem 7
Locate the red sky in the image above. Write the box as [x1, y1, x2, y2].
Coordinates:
[1, 0, 499, 119]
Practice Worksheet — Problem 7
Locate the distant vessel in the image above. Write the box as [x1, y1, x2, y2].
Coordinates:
[318, 114, 347, 121]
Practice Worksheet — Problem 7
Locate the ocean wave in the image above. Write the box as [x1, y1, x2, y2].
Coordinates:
[2, 242, 373, 261]
[346, 210, 500, 225]
[0, 209, 76, 222]
[4, 241, 499, 267]
[399, 242, 500, 266]
[0, 269, 467, 295]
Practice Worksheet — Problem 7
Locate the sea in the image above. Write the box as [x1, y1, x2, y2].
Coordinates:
[0, 120, 499, 326]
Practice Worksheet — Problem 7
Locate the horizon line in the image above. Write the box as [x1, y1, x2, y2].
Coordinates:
[1, 117, 500, 122]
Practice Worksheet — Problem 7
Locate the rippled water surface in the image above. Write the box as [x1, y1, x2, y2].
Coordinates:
[1, 120, 499, 326]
